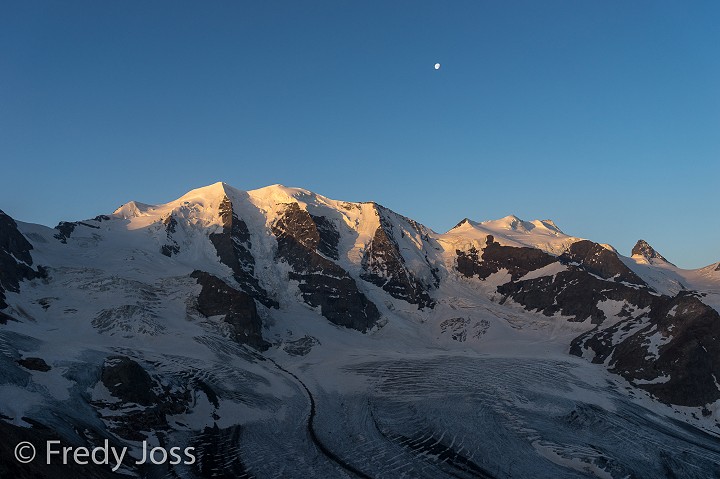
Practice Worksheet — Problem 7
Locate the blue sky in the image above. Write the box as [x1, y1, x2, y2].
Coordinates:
[1, 1, 718, 268]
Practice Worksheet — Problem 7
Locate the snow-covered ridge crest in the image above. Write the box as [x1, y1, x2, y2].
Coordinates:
[109, 181, 323, 231]
[111, 181, 234, 229]
[112, 200, 154, 219]
[109, 185, 570, 256]
[443, 214, 582, 255]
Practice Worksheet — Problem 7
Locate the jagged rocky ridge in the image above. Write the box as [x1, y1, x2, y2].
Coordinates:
[207, 196, 277, 309]
[0, 210, 44, 320]
[360, 205, 438, 309]
[632, 239, 672, 264]
[272, 202, 379, 332]
[1, 183, 720, 478]
[455, 234, 720, 406]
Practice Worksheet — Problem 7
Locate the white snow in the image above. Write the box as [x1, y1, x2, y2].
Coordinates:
[442, 215, 582, 255]
[517, 262, 568, 282]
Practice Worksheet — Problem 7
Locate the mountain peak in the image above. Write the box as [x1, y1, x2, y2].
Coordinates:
[177, 181, 231, 201]
[112, 200, 154, 218]
[478, 215, 564, 234]
[631, 239, 671, 264]
[452, 218, 471, 229]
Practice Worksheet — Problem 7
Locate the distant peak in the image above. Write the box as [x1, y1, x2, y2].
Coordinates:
[479, 215, 523, 229]
[480, 215, 534, 232]
[450, 215, 565, 236]
[247, 184, 319, 204]
[113, 200, 153, 218]
[498, 214, 522, 226]
[632, 239, 671, 264]
[172, 182, 237, 206]
[452, 218, 472, 229]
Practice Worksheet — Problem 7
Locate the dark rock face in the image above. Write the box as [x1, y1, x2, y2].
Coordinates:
[456, 235, 556, 281]
[53, 218, 103, 243]
[97, 356, 191, 441]
[53, 221, 76, 243]
[483, 240, 653, 324]
[209, 196, 277, 308]
[310, 214, 340, 260]
[455, 246, 483, 278]
[0, 211, 34, 265]
[499, 268, 655, 324]
[508, 270, 720, 406]
[640, 295, 720, 406]
[101, 356, 159, 406]
[492, 240, 649, 324]
[191, 270, 268, 350]
[361, 207, 435, 308]
[631, 239, 670, 263]
[454, 235, 720, 407]
[160, 215, 180, 257]
[571, 293, 720, 407]
[0, 210, 40, 310]
[0, 311, 14, 324]
[17, 357, 51, 372]
[273, 203, 379, 332]
[560, 240, 645, 285]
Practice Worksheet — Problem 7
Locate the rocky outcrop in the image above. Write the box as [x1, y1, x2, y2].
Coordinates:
[97, 356, 191, 441]
[273, 203, 379, 332]
[16, 357, 51, 372]
[455, 234, 719, 407]
[101, 356, 160, 406]
[53, 221, 76, 243]
[361, 207, 435, 308]
[0, 210, 42, 311]
[490, 241, 649, 324]
[490, 240, 653, 323]
[456, 235, 556, 281]
[310, 214, 340, 260]
[209, 196, 277, 308]
[499, 268, 655, 324]
[560, 240, 645, 285]
[191, 270, 268, 350]
[160, 214, 180, 257]
[53, 216, 109, 243]
[571, 292, 720, 407]
[631, 239, 671, 264]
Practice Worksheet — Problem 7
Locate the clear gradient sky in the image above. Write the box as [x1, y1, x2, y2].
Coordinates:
[1, 1, 718, 268]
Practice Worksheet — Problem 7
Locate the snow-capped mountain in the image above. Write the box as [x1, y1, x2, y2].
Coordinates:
[1, 182, 719, 478]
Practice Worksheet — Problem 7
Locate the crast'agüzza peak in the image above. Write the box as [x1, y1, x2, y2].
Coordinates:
[1, 182, 719, 478]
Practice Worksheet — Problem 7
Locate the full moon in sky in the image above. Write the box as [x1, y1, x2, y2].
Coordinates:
[434, 63, 441, 70]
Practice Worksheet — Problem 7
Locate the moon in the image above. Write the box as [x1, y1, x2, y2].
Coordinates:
[434, 63, 441, 70]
